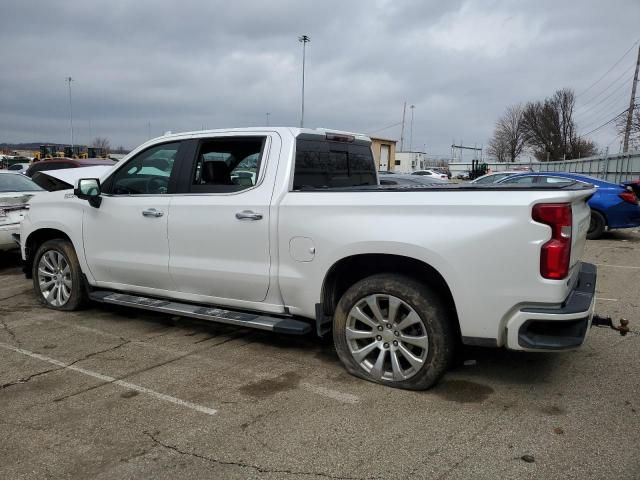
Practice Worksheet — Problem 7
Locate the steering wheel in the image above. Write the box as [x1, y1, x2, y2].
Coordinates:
[147, 176, 169, 194]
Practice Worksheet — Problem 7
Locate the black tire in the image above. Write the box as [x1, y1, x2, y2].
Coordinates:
[32, 239, 87, 311]
[587, 211, 606, 240]
[333, 273, 455, 390]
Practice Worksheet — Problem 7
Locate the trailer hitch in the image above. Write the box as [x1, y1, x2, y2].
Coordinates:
[591, 314, 630, 336]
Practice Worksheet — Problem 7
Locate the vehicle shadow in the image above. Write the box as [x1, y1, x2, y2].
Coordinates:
[115, 306, 561, 388]
[597, 229, 640, 242]
[0, 250, 23, 274]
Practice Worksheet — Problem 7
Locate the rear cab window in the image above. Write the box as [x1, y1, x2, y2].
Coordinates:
[293, 135, 377, 190]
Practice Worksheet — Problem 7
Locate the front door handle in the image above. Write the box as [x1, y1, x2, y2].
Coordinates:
[142, 208, 164, 218]
[235, 210, 263, 221]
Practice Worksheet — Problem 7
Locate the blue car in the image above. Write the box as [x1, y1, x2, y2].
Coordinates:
[497, 172, 640, 239]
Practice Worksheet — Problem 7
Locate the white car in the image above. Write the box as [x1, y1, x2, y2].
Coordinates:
[412, 169, 448, 180]
[6, 163, 30, 174]
[21, 127, 597, 390]
[0, 172, 42, 251]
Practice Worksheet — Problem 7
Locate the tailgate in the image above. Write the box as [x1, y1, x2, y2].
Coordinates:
[569, 190, 594, 268]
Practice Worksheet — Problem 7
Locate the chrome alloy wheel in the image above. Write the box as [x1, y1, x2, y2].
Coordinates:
[37, 250, 72, 307]
[346, 294, 429, 382]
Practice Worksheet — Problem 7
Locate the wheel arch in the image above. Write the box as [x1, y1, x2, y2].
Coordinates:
[319, 253, 460, 338]
[24, 228, 74, 279]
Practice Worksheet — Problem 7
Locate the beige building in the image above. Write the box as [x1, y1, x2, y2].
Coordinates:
[370, 137, 397, 172]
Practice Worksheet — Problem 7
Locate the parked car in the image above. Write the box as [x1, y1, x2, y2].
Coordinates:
[25, 157, 115, 178]
[21, 127, 597, 390]
[379, 174, 448, 186]
[497, 172, 640, 239]
[6, 162, 30, 174]
[471, 172, 517, 184]
[411, 169, 448, 180]
[0, 172, 43, 251]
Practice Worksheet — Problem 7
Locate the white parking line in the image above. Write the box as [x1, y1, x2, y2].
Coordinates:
[301, 382, 360, 404]
[15, 319, 362, 406]
[0, 342, 218, 416]
[596, 297, 618, 302]
[595, 264, 640, 270]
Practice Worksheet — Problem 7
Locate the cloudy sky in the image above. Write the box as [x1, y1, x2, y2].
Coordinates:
[1, 0, 638, 157]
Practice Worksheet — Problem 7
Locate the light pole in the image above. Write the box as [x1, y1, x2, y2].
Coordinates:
[298, 35, 311, 128]
[66, 77, 74, 149]
[409, 105, 415, 151]
[266, 112, 270, 126]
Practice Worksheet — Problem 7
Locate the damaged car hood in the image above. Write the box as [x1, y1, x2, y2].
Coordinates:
[31, 166, 114, 191]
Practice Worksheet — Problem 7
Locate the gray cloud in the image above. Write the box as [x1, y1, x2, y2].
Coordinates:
[1, 0, 638, 156]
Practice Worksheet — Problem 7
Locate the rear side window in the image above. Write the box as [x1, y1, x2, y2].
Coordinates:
[293, 139, 377, 190]
[190, 136, 265, 193]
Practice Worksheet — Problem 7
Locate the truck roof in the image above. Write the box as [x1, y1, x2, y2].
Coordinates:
[149, 127, 372, 144]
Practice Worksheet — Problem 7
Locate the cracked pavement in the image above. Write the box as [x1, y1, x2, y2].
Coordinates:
[0, 231, 639, 479]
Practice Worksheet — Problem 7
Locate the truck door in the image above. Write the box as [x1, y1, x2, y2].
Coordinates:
[82, 141, 185, 291]
[167, 134, 276, 303]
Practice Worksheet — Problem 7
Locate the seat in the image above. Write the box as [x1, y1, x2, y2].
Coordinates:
[201, 160, 233, 185]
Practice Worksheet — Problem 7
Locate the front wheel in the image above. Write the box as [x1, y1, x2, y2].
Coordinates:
[32, 239, 86, 311]
[333, 274, 455, 390]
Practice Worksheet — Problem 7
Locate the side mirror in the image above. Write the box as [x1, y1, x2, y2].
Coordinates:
[74, 178, 102, 208]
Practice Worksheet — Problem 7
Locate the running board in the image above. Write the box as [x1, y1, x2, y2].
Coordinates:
[89, 291, 311, 335]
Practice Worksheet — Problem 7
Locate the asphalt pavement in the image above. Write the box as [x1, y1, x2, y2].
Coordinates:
[1, 230, 639, 479]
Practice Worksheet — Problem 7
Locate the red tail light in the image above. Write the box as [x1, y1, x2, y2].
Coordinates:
[619, 191, 639, 205]
[532, 203, 572, 280]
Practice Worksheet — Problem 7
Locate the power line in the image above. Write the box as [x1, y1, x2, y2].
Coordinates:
[579, 101, 636, 132]
[577, 63, 635, 108]
[579, 107, 629, 138]
[367, 121, 402, 135]
[576, 39, 639, 98]
[575, 86, 631, 124]
[576, 73, 635, 119]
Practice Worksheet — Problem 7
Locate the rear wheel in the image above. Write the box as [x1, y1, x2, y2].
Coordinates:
[333, 274, 455, 390]
[587, 211, 606, 240]
[32, 239, 86, 311]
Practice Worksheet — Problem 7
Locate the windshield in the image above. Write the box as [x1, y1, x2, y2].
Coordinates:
[0, 173, 43, 192]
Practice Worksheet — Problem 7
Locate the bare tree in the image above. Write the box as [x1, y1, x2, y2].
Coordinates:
[616, 105, 640, 150]
[488, 104, 526, 162]
[487, 134, 509, 162]
[522, 88, 598, 161]
[91, 137, 111, 153]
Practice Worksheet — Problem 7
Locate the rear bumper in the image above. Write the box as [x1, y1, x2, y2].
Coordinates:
[505, 262, 597, 351]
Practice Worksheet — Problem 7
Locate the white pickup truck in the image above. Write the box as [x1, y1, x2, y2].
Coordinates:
[21, 127, 597, 390]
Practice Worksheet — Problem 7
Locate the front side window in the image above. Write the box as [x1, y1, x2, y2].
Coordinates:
[191, 137, 264, 193]
[108, 142, 179, 195]
[509, 176, 536, 184]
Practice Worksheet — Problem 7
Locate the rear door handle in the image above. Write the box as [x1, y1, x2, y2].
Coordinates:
[142, 208, 164, 218]
[235, 210, 263, 221]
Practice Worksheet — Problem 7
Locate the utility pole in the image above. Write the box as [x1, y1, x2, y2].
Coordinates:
[66, 77, 74, 149]
[266, 112, 270, 126]
[409, 104, 415, 151]
[298, 35, 311, 128]
[623, 44, 640, 153]
[400, 102, 407, 151]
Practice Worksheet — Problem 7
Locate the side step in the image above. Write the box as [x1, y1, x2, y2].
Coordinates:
[89, 291, 311, 335]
